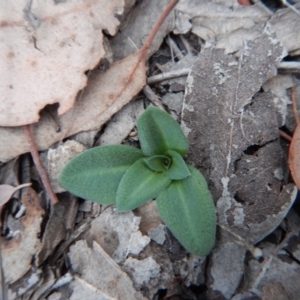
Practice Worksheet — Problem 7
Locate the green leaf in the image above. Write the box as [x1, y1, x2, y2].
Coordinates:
[116, 158, 171, 211]
[156, 166, 216, 256]
[144, 155, 171, 172]
[137, 105, 189, 157]
[164, 150, 191, 180]
[58, 145, 144, 204]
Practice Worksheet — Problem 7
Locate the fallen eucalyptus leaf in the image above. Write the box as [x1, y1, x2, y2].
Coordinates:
[0, 183, 31, 206]
[0, 0, 124, 126]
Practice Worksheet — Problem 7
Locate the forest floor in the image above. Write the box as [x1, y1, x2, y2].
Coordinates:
[1, 0, 300, 299]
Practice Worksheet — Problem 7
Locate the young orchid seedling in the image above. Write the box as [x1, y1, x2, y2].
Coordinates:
[59, 105, 217, 256]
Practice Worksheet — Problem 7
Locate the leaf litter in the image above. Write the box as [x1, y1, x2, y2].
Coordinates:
[2, 0, 300, 299]
[0, 0, 176, 163]
[0, 0, 124, 127]
[182, 26, 297, 298]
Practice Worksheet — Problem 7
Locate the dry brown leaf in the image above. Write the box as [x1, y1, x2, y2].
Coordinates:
[1, 187, 44, 284]
[0, 51, 146, 162]
[0, 0, 124, 127]
[0, 1, 177, 163]
[0, 183, 31, 206]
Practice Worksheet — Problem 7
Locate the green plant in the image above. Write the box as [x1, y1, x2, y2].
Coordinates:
[59, 105, 216, 256]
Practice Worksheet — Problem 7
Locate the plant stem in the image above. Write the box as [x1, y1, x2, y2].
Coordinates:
[23, 125, 59, 204]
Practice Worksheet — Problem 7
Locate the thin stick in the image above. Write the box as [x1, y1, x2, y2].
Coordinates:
[291, 86, 300, 125]
[279, 129, 293, 143]
[140, 0, 179, 59]
[143, 85, 166, 111]
[23, 125, 59, 204]
[147, 67, 190, 84]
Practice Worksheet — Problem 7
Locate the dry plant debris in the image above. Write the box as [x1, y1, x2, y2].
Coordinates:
[0, 0, 176, 163]
[0, 0, 124, 126]
[1, 0, 300, 299]
[1, 188, 44, 284]
[0, 183, 31, 207]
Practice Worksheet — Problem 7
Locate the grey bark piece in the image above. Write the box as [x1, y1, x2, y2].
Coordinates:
[127, 231, 150, 255]
[263, 74, 294, 127]
[71, 129, 99, 148]
[88, 208, 142, 263]
[123, 257, 160, 289]
[46, 140, 86, 193]
[209, 243, 246, 299]
[173, 11, 192, 34]
[148, 224, 166, 245]
[269, 3, 300, 55]
[175, 0, 269, 42]
[69, 276, 116, 300]
[69, 240, 147, 300]
[215, 24, 266, 55]
[110, 0, 174, 61]
[162, 92, 184, 115]
[97, 100, 144, 146]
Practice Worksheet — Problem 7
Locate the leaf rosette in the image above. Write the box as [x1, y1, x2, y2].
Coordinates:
[59, 105, 216, 256]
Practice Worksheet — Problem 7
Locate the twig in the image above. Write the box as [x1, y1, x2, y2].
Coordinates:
[278, 61, 300, 70]
[140, 0, 179, 59]
[23, 125, 58, 204]
[147, 67, 190, 84]
[166, 35, 185, 60]
[143, 85, 166, 111]
[279, 130, 293, 143]
[168, 35, 175, 63]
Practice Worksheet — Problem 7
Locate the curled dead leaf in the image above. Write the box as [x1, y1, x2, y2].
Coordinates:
[0, 183, 31, 207]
